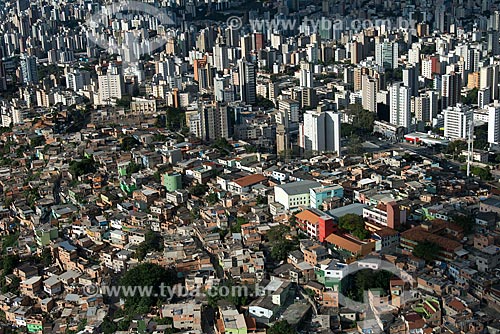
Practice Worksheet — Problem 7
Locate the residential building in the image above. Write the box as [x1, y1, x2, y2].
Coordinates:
[299, 109, 341, 155]
[295, 208, 336, 242]
[274, 180, 322, 211]
[444, 104, 473, 140]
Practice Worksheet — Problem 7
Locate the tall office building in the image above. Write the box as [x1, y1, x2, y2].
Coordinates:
[157, 57, 176, 80]
[20, 53, 38, 85]
[389, 82, 411, 129]
[443, 104, 473, 140]
[191, 102, 230, 141]
[98, 64, 124, 105]
[238, 59, 256, 104]
[480, 64, 500, 102]
[300, 63, 314, 88]
[279, 99, 300, 124]
[441, 72, 462, 110]
[465, 48, 480, 73]
[213, 41, 229, 71]
[350, 41, 363, 65]
[478, 88, 491, 109]
[403, 65, 419, 97]
[300, 109, 341, 155]
[412, 94, 431, 123]
[66, 70, 84, 92]
[488, 30, 500, 56]
[488, 102, 500, 145]
[362, 75, 378, 112]
[240, 34, 253, 61]
[375, 40, 399, 69]
[0, 60, 7, 91]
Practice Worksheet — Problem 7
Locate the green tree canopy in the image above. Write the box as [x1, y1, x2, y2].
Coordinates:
[121, 136, 140, 151]
[268, 321, 297, 334]
[69, 158, 96, 177]
[413, 240, 441, 262]
[451, 214, 475, 234]
[338, 214, 370, 240]
[266, 225, 299, 262]
[135, 230, 164, 261]
[189, 184, 208, 197]
[342, 269, 395, 302]
[119, 263, 178, 314]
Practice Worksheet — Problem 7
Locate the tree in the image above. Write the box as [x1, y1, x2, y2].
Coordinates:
[267, 225, 290, 242]
[119, 263, 177, 314]
[231, 217, 247, 233]
[271, 240, 298, 261]
[338, 214, 370, 240]
[121, 136, 140, 151]
[136, 230, 164, 261]
[245, 145, 258, 153]
[471, 166, 493, 181]
[342, 269, 394, 302]
[101, 318, 117, 334]
[126, 162, 142, 175]
[268, 321, 297, 334]
[462, 88, 478, 105]
[341, 104, 375, 139]
[253, 95, 275, 109]
[207, 281, 249, 308]
[266, 225, 298, 261]
[212, 138, 232, 153]
[189, 184, 208, 197]
[347, 135, 363, 155]
[256, 195, 268, 205]
[451, 214, 475, 234]
[0, 254, 19, 275]
[116, 96, 132, 109]
[446, 140, 467, 157]
[413, 241, 441, 262]
[41, 248, 53, 267]
[206, 192, 218, 205]
[30, 135, 46, 148]
[155, 107, 186, 131]
[69, 158, 96, 177]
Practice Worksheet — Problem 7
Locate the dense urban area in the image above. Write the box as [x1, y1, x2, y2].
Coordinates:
[0, 0, 498, 333]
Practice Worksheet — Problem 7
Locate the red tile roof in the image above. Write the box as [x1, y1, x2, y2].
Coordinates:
[233, 174, 267, 187]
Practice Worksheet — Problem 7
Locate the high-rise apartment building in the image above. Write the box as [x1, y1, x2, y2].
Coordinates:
[300, 109, 341, 155]
[238, 59, 256, 104]
[488, 102, 500, 145]
[20, 53, 38, 85]
[375, 40, 398, 69]
[98, 64, 124, 105]
[444, 104, 473, 140]
[441, 72, 462, 110]
[389, 82, 411, 129]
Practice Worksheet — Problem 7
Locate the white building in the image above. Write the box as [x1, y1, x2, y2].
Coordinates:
[66, 70, 84, 92]
[389, 82, 411, 129]
[488, 102, 500, 145]
[480, 64, 500, 102]
[300, 110, 341, 155]
[444, 104, 473, 140]
[98, 64, 124, 105]
[274, 180, 321, 210]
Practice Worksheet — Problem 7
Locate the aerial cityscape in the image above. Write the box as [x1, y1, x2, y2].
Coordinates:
[0, 0, 499, 333]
